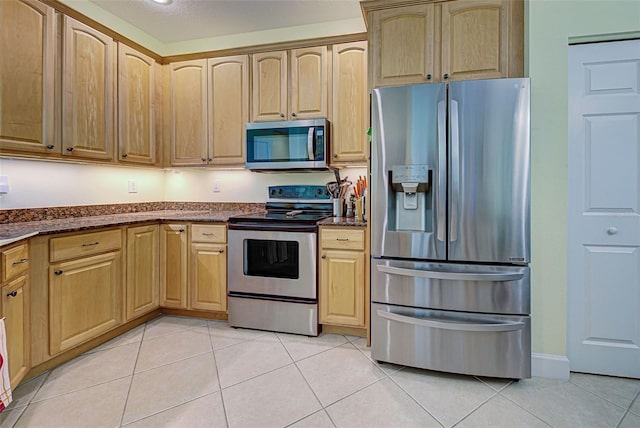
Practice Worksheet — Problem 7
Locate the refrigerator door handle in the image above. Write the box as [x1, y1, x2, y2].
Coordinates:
[450, 99, 460, 242]
[437, 100, 447, 241]
[376, 310, 526, 332]
[376, 264, 524, 282]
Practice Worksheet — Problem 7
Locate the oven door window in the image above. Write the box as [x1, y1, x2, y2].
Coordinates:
[244, 239, 299, 279]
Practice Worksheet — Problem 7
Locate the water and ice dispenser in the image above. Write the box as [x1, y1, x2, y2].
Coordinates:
[390, 165, 431, 232]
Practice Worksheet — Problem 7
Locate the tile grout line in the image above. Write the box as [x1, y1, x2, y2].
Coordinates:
[208, 321, 231, 428]
[615, 388, 640, 428]
[496, 384, 559, 427]
[9, 370, 53, 428]
[568, 374, 640, 412]
[118, 317, 148, 427]
[449, 390, 501, 428]
[276, 332, 338, 428]
[384, 370, 446, 428]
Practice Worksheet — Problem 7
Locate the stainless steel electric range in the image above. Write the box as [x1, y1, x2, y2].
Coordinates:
[227, 185, 332, 336]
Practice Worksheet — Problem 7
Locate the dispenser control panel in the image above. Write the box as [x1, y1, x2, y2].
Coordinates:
[391, 165, 430, 184]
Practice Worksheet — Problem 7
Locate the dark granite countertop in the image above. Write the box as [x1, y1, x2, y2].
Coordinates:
[0, 209, 258, 247]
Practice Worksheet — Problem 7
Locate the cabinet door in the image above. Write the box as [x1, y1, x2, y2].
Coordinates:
[290, 46, 328, 120]
[440, 0, 509, 81]
[159, 224, 188, 308]
[370, 4, 435, 87]
[331, 42, 368, 165]
[1, 275, 30, 387]
[252, 51, 288, 121]
[207, 55, 248, 166]
[126, 225, 159, 320]
[62, 16, 115, 160]
[190, 243, 227, 312]
[49, 252, 122, 354]
[319, 249, 365, 327]
[118, 43, 156, 164]
[0, 0, 55, 155]
[170, 60, 208, 165]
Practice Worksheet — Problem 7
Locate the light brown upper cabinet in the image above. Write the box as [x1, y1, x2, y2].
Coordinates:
[331, 41, 369, 165]
[208, 55, 249, 166]
[169, 59, 208, 166]
[252, 47, 328, 122]
[169, 56, 249, 166]
[365, 0, 523, 87]
[118, 43, 158, 165]
[0, 0, 55, 155]
[62, 16, 116, 160]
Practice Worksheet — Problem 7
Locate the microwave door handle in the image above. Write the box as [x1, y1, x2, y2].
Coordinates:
[307, 127, 315, 160]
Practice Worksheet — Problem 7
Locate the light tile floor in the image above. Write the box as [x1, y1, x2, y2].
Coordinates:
[1, 315, 639, 428]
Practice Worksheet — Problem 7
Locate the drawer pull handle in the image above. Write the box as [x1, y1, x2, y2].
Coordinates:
[54, 270, 63, 275]
[376, 265, 523, 282]
[202, 232, 216, 236]
[12, 258, 29, 265]
[376, 310, 525, 332]
[336, 238, 349, 241]
[7, 291, 18, 298]
[321, 255, 326, 259]
[178, 229, 185, 233]
[81, 242, 100, 247]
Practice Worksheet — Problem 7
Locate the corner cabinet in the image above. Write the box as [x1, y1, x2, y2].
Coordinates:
[126, 225, 159, 320]
[0, 0, 56, 155]
[330, 41, 369, 165]
[169, 56, 249, 166]
[62, 16, 116, 160]
[118, 43, 158, 165]
[159, 224, 188, 308]
[365, 0, 524, 87]
[0, 242, 31, 387]
[319, 227, 367, 328]
[252, 47, 328, 122]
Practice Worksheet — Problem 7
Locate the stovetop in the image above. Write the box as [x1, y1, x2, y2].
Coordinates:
[228, 185, 332, 225]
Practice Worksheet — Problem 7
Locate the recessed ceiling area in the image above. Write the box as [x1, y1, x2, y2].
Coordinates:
[89, 0, 364, 44]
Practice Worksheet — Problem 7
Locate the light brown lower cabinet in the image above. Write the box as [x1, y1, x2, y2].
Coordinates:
[190, 243, 227, 311]
[126, 225, 159, 320]
[1, 273, 30, 387]
[159, 224, 188, 308]
[49, 251, 122, 354]
[319, 227, 366, 327]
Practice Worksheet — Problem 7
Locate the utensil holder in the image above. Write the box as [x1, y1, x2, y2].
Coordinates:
[332, 199, 344, 217]
[355, 198, 364, 221]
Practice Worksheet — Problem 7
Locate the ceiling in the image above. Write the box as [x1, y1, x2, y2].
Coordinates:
[89, 0, 364, 44]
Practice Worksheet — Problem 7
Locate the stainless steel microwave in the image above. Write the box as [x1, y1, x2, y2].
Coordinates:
[245, 119, 329, 171]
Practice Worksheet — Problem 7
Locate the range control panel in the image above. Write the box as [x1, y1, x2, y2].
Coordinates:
[267, 185, 331, 201]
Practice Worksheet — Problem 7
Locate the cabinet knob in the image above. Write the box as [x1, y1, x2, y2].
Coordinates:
[46, 144, 54, 149]
[178, 229, 185, 233]
[443, 73, 449, 80]
[7, 290, 18, 298]
[66, 147, 74, 152]
[426, 74, 432, 80]
[333, 154, 337, 158]
[291, 112, 297, 117]
[208, 157, 212, 162]
[321, 254, 326, 259]
[54, 270, 63, 275]
[122, 153, 128, 158]
[219, 249, 225, 253]
[201, 158, 206, 162]
[606, 226, 618, 235]
[280, 113, 285, 118]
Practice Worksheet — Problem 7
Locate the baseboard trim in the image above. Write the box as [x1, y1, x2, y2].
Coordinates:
[532, 353, 570, 380]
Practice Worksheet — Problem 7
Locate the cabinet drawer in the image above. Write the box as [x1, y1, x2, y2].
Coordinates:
[191, 224, 226, 243]
[321, 228, 365, 250]
[50, 229, 122, 262]
[2, 243, 30, 282]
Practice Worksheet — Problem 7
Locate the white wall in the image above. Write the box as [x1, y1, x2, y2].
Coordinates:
[0, 157, 366, 209]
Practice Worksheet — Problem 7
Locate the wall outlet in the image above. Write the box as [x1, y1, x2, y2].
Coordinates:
[213, 181, 221, 192]
[128, 179, 137, 193]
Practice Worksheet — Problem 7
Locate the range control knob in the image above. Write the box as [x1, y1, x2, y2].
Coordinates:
[270, 189, 276, 196]
[278, 188, 283, 195]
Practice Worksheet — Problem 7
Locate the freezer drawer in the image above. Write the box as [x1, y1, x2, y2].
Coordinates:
[371, 303, 531, 379]
[372, 258, 530, 315]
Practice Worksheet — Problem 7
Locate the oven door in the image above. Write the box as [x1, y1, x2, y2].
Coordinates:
[228, 228, 317, 299]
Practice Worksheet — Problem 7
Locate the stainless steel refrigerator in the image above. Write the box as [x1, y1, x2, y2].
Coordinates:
[370, 78, 531, 379]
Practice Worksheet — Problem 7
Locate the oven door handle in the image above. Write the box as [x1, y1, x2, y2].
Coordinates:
[307, 127, 315, 160]
[228, 222, 318, 232]
[376, 265, 523, 282]
[376, 310, 525, 332]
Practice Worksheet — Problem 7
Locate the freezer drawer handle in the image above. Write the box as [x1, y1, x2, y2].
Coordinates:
[376, 265, 523, 281]
[377, 310, 525, 332]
